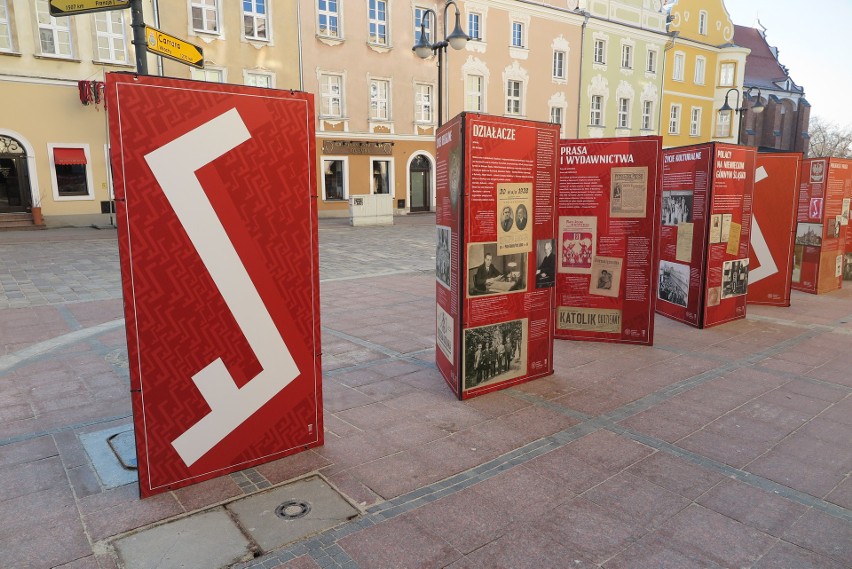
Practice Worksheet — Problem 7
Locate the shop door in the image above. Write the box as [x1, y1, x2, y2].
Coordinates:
[0, 135, 30, 213]
[409, 154, 431, 212]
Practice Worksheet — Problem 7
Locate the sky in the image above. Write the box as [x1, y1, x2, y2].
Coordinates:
[725, 0, 852, 128]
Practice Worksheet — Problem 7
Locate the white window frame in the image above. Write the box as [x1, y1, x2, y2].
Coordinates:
[690, 107, 702, 136]
[617, 98, 630, 129]
[191, 67, 225, 82]
[552, 50, 566, 80]
[590, 95, 603, 126]
[719, 62, 736, 87]
[190, 0, 219, 35]
[0, 0, 15, 52]
[244, 70, 275, 88]
[368, 0, 388, 46]
[414, 82, 434, 124]
[510, 20, 524, 48]
[321, 156, 349, 201]
[716, 110, 732, 138]
[414, 6, 431, 44]
[93, 11, 128, 64]
[673, 52, 685, 81]
[646, 48, 657, 74]
[669, 104, 681, 135]
[369, 78, 391, 121]
[593, 39, 606, 65]
[369, 156, 394, 195]
[505, 79, 522, 115]
[465, 74, 484, 112]
[694, 56, 706, 85]
[698, 10, 708, 36]
[550, 106, 564, 136]
[319, 72, 344, 118]
[621, 44, 632, 69]
[317, 0, 341, 39]
[242, 0, 269, 42]
[36, 0, 73, 58]
[48, 143, 94, 202]
[641, 100, 653, 130]
[468, 11, 482, 41]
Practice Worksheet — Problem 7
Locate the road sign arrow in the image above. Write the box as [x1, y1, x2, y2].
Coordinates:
[49, 0, 130, 17]
[144, 26, 204, 69]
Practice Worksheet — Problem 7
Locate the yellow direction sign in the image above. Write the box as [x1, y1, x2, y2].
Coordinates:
[145, 26, 204, 69]
[49, 0, 130, 16]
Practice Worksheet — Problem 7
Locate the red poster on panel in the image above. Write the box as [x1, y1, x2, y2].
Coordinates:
[747, 153, 802, 306]
[106, 74, 322, 497]
[554, 137, 662, 345]
[656, 143, 756, 328]
[436, 113, 559, 400]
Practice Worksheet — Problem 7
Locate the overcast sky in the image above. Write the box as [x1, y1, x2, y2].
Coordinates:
[725, 0, 851, 127]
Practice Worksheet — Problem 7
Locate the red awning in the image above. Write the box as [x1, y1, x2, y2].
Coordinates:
[53, 147, 87, 166]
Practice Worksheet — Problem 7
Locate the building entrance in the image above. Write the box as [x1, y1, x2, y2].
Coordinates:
[0, 136, 31, 214]
[409, 153, 431, 212]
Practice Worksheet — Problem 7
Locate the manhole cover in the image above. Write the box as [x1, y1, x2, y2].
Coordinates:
[275, 500, 311, 520]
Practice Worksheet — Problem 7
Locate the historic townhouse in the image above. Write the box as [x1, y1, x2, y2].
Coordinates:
[575, 0, 668, 139]
[660, 0, 749, 147]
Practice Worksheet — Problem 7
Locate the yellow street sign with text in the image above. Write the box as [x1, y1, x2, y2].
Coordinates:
[49, 0, 130, 17]
[145, 26, 204, 69]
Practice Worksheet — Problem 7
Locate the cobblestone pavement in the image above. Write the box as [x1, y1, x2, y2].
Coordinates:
[1, 216, 851, 569]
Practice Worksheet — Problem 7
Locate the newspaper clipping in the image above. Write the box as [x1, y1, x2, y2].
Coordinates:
[709, 214, 722, 244]
[589, 256, 623, 298]
[559, 216, 597, 274]
[610, 166, 648, 218]
[436, 304, 454, 361]
[557, 307, 622, 334]
[496, 182, 533, 255]
[436, 226, 451, 290]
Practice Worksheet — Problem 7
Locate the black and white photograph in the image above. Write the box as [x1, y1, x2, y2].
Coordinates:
[722, 258, 749, 299]
[463, 319, 527, 391]
[436, 225, 451, 289]
[795, 223, 823, 247]
[658, 260, 690, 307]
[515, 204, 529, 230]
[844, 253, 852, 281]
[467, 243, 527, 297]
[535, 239, 556, 288]
[661, 191, 694, 226]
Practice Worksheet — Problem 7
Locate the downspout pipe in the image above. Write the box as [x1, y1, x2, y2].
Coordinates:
[297, 0, 304, 90]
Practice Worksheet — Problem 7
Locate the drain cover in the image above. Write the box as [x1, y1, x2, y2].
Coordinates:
[275, 500, 311, 520]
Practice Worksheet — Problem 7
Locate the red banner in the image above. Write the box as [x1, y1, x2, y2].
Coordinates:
[436, 113, 559, 399]
[656, 143, 756, 328]
[554, 137, 662, 345]
[107, 74, 323, 497]
[747, 153, 801, 306]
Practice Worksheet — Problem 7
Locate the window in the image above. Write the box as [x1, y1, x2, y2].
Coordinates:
[646, 49, 657, 74]
[243, 0, 268, 40]
[621, 44, 632, 69]
[368, 0, 387, 45]
[698, 10, 708, 35]
[465, 74, 483, 111]
[694, 56, 706, 85]
[552, 50, 565, 79]
[590, 95, 603, 126]
[668, 104, 681, 135]
[716, 110, 732, 138]
[245, 71, 273, 88]
[719, 62, 735, 86]
[36, 0, 72, 57]
[511, 21, 524, 48]
[506, 80, 521, 115]
[322, 158, 347, 201]
[94, 11, 127, 64]
[320, 73, 343, 117]
[690, 107, 702, 136]
[415, 83, 433, 123]
[593, 39, 606, 64]
[191, 0, 219, 34]
[468, 12, 481, 40]
[0, 0, 13, 52]
[550, 106, 563, 134]
[642, 100, 653, 130]
[318, 0, 339, 38]
[50, 146, 92, 199]
[673, 52, 685, 81]
[191, 68, 224, 82]
[371, 159, 391, 194]
[370, 79, 389, 120]
[414, 7, 431, 42]
[618, 98, 630, 128]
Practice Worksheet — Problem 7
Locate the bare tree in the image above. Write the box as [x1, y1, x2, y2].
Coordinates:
[807, 116, 852, 158]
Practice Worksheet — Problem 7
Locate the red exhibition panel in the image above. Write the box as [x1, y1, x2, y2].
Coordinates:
[656, 143, 756, 328]
[554, 136, 662, 345]
[747, 153, 802, 306]
[792, 158, 852, 293]
[106, 73, 322, 497]
[436, 113, 559, 400]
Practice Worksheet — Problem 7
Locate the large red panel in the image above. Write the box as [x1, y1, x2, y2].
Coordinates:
[106, 73, 322, 497]
[554, 137, 662, 345]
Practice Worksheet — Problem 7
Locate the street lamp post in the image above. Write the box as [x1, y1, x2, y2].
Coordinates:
[719, 87, 765, 144]
[412, 0, 469, 127]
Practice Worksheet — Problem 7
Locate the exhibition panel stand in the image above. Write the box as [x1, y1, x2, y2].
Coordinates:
[792, 157, 852, 293]
[107, 74, 323, 497]
[656, 143, 756, 329]
[435, 113, 560, 400]
[554, 136, 663, 345]
[747, 152, 802, 306]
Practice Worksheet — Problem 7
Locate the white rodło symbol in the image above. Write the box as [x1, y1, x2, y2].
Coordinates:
[145, 108, 300, 467]
[749, 165, 778, 284]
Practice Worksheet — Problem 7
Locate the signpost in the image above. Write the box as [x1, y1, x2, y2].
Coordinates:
[144, 25, 204, 69]
[48, 0, 129, 17]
